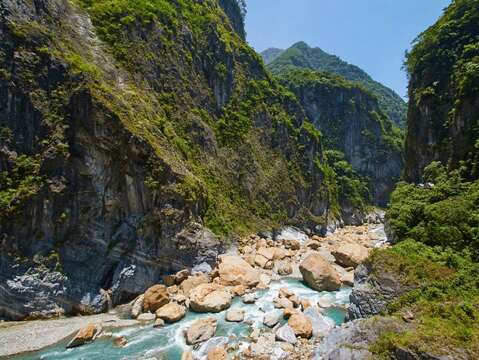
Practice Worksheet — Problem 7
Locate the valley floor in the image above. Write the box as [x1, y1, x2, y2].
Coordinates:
[1, 223, 387, 359]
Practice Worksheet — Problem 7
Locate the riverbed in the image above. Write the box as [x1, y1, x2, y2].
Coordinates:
[12, 279, 351, 360]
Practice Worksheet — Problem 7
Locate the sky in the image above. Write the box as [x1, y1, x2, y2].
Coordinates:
[244, 0, 451, 98]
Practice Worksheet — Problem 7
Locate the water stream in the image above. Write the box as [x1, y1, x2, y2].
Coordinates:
[15, 279, 351, 360]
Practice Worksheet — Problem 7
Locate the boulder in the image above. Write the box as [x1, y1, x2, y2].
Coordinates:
[303, 307, 335, 337]
[288, 314, 313, 338]
[154, 318, 165, 328]
[301, 299, 311, 310]
[131, 295, 144, 319]
[283, 308, 299, 319]
[185, 318, 218, 345]
[254, 254, 271, 269]
[155, 302, 186, 323]
[263, 311, 281, 327]
[332, 243, 370, 268]
[242, 293, 256, 304]
[259, 274, 271, 287]
[181, 351, 194, 360]
[279, 287, 294, 298]
[193, 337, 229, 359]
[257, 247, 275, 260]
[231, 285, 247, 296]
[189, 283, 232, 313]
[137, 312, 156, 322]
[114, 336, 127, 347]
[67, 324, 101, 348]
[225, 309, 245, 322]
[143, 285, 169, 313]
[217, 256, 260, 287]
[192, 262, 213, 275]
[275, 261, 293, 276]
[275, 324, 297, 344]
[180, 274, 209, 297]
[341, 271, 355, 287]
[207, 346, 227, 360]
[273, 248, 287, 260]
[299, 253, 341, 291]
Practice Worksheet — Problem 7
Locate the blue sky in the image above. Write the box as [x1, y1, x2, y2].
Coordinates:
[244, 0, 451, 98]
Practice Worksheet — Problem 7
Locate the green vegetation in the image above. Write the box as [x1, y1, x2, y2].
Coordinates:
[369, 240, 479, 358]
[267, 41, 407, 127]
[0, 155, 44, 218]
[405, 0, 479, 180]
[372, 162, 479, 357]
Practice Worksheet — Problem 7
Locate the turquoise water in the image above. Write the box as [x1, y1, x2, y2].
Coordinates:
[14, 279, 351, 360]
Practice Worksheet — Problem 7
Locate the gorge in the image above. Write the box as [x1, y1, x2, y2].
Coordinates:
[0, 0, 478, 359]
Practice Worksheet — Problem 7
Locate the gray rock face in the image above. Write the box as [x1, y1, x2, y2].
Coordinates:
[348, 263, 411, 320]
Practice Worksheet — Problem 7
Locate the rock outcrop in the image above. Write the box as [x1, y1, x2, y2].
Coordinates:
[0, 0, 341, 320]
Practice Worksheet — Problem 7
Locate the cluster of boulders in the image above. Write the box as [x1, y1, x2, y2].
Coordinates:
[67, 225, 381, 359]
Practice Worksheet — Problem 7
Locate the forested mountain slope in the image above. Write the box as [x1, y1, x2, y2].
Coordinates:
[0, 0, 362, 320]
[265, 42, 408, 128]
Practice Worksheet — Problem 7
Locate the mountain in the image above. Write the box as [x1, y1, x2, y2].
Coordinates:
[346, 1, 479, 358]
[261, 47, 284, 64]
[0, 0, 368, 320]
[277, 68, 403, 206]
[404, 0, 479, 182]
[267, 42, 407, 127]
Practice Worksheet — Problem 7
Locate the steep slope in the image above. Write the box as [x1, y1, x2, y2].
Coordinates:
[261, 47, 284, 64]
[0, 0, 351, 320]
[339, 2, 479, 359]
[276, 68, 403, 206]
[268, 42, 407, 128]
[404, 0, 479, 182]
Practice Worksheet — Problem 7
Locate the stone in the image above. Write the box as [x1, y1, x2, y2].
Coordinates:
[167, 285, 179, 295]
[299, 253, 341, 291]
[193, 337, 229, 360]
[67, 324, 101, 348]
[318, 298, 333, 308]
[155, 302, 186, 323]
[175, 269, 190, 285]
[283, 308, 299, 319]
[305, 240, 321, 250]
[332, 243, 370, 268]
[225, 309, 245, 322]
[341, 271, 355, 287]
[275, 324, 297, 344]
[301, 299, 311, 310]
[241, 245, 254, 254]
[288, 313, 313, 338]
[180, 274, 209, 297]
[263, 311, 282, 327]
[131, 294, 144, 319]
[114, 336, 127, 347]
[189, 283, 232, 313]
[254, 254, 270, 268]
[192, 262, 213, 275]
[279, 287, 294, 298]
[143, 285, 169, 313]
[162, 275, 176, 287]
[289, 295, 300, 308]
[257, 247, 275, 260]
[153, 318, 165, 328]
[275, 261, 293, 276]
[231, 285, 247, 296]
[181, 350, 194, 360]
[137, 312, 156, 322]
[259, 274, 271, 287]
[303, 307, 335, 337]
[207, 346, 227, 360]
[185, 318, 218, 345]
[283, 239, 301, 250]
[256, 238, 268, 250]
[242, 293, 256, 304]
[273, 248, 287, 260]
[217, 255, 260, 287]
[279, 297, 294, 309]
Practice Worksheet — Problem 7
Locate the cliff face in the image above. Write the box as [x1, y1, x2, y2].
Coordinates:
[0, 0, 336, 320]
[268, 42, 408, 128]
[277, 69, 403, 206]
[404, 0, 479, 182]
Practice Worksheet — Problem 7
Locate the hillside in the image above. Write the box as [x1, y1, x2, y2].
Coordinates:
[265, 42, 408, 127]
[277, 68, 403, 206]
[0, 0, 364, 320]
[261, 47, 284, 64]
